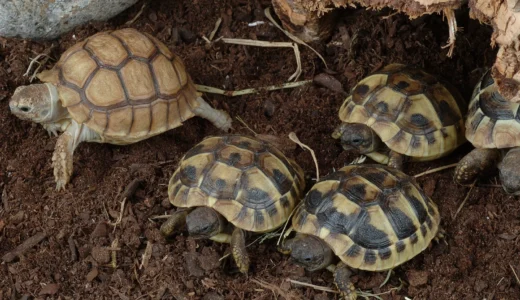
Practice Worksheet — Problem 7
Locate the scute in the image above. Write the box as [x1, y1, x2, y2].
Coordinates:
[465, 70, 520, 149]
[338, 64, 466, 159]
[292, 164, 440, 272]
[112, 29, 156, 58]
[168, 135, 305, 233]
[84, 33, 128, 67]
[85, 69, 125, 107]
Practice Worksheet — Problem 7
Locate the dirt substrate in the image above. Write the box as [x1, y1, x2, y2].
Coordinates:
[0, 0, 519, 299]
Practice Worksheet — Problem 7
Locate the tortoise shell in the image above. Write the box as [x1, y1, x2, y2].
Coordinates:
[37, 28, 199, 144]
[292, 164, 440, 272]
[338, 64, 466, 160]
[465, 70, 520, 149]
[168, 135, 306, 233]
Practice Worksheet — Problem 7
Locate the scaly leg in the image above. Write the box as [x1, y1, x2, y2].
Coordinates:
[160, 209, 192, 237]
[454, 148, 501, 185]
[52, 121, 100, 190]
[193, 97, 232, 132]
[230, 227, 250, 274]
[388, 151, 404, 170]
[498, 148, 520, 195]
[330, 262, 357, 300]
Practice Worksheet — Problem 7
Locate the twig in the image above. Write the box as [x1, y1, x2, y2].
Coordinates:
[510, 264, 520, 285]
[252, 278, 294, 300]
[195, 80, 311, 96]
[287, 279, 338, 293]
[139, 241, 153, 270]
[2, 232, 47, 262]
[413, 163, 458, 178]
[209, 18, 222, 41]
[288, 132, 319, 180]
[441, 8, 457, 57]
[24, 53, 51, 82]
[379, 269, 393, 288]
[235, 116, 258, 135]
[110, 238, 119, 269]
[264, 7, 328, 69]
[276, 203, 300, 246]
[453, 182, 475, 220]
[125, 3, 147, 25]
[221, 37, 302, 81]
[149, 214, 173, 220]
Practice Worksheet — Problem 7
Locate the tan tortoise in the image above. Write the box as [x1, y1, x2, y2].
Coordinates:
[332, 64, 467, 169]
[9, 28, 232, 190]
[280, 164, 442, 299]
[160, 135, 305, 273]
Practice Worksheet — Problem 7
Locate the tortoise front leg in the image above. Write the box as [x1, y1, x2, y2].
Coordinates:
[230, 227, 250, 274]
[52, 121, 100, 190]
[454, 148, 501, 185]
[329, 262, 357, 300]
[160, 208, 192, 237]
[498, 148, 520, 195]
[388, 151, 404, 170]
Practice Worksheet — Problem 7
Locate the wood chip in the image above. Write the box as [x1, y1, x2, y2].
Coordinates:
[39, 283, 59, 295]
[86, 267, 99, 282]
[2, 232, 47, 262]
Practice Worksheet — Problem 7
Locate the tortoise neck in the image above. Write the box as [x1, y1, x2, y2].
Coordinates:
[44, 83, 68, 123]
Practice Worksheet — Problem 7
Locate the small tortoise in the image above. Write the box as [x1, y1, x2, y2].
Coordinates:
[160, 135, 305, 273]
[281, 164, 441, 299]
[454, 70, 520, 194]
[9, 28, 232, 190]
[332, 64, 467, 169]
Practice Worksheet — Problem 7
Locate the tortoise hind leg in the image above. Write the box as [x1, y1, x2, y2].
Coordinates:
[498, 148, 520, 195]
[329, 262, 357, 300]
[193, 97, 232, 132]
[388, 151, 404, 170]
[454, 148, 501, 185]
[230, 227, 250, 274]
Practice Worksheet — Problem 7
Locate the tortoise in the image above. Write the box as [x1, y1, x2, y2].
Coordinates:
[160, 134, 305, 273]
[280, 164, 441, 299]
[454, 70, 520, 194]
[8, 28, 232, 190]
[332, 63, 467, 170]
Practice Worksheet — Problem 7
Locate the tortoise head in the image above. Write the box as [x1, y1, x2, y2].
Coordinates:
[332, 123, 381, 154]
[284, 233, 334, 271]
[186, 207, 226, 239]
[9, 83, 62, 123]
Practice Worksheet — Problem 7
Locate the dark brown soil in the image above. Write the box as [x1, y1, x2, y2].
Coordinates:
[1, 1, 519, 299]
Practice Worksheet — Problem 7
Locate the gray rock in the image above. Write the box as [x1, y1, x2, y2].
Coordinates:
[0, 0, 139, 40]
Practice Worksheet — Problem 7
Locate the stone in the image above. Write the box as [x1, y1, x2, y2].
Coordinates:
[0, 0, 139, 40]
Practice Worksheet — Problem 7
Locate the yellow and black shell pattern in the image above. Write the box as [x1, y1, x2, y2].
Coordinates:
[338, 64, 466, 160]
[465, 70, 520, 149]
[292, 164, 440, 272]
[168, 135, 306, 233]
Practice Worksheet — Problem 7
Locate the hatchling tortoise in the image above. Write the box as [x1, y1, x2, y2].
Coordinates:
[454, 70, 520, 194]
[280, 164, 441, 299]
[332, 63, 467, 170]
[160, 134, 305, 273]
[9, 28, 232, 190]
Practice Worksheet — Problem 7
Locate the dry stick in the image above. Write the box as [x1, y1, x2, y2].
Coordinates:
[288, 132, 319, 180]
[125, 3, 147, 25]
[252, 278, 293, 300]
[209, 17, 222, 41]
[195, 80, 311, 96]
[453, 182, 475, 220]
[286, 279, 338, 293]
[510, 264, 520, 285]
[2, 232, 47, 262]
[221, 37, 303, 81]
[264, 7, 328, 69]
[235, 116, 258, 135]
[413, 163, 458, 178]
[441, 8, 457, 57]
[139, 241, 153, 270]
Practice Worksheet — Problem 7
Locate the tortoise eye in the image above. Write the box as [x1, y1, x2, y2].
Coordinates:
[20, 106, 30, 112]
